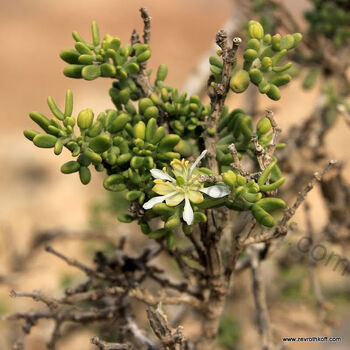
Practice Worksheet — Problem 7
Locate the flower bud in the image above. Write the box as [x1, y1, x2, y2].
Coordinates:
[249, 68, 263, 85]
[257, 117, 271, 135]
[243, 49, 258, 62]
[222, 170, 237, 186]
[263, 34, 271, 44]
[77, 108, 94, 129]
[230, 70, 250, 93]
[248, 20, 264, 40]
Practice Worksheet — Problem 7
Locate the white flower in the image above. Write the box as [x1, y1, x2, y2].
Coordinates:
[143, 150, 230, 225]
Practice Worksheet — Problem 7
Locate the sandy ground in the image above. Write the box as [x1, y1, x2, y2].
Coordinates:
[0, 0, 349, 349]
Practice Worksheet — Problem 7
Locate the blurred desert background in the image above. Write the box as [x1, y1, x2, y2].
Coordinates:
[0, 0, 349, 349]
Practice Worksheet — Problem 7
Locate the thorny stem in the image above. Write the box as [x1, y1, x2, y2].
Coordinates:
[132, 8, 153, 96]
[193, 33, 242, 350]
[147, 305, 188, 350]
[266, 110, 281, 160]
[205, 33, 241, 174]
[245, 160, 338, 245]
[140, 8, 151, 44]
[228, 143, 249, 176]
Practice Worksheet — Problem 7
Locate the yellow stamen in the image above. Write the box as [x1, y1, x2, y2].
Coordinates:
[154, 179, 163, 184]
[162, 167, 167, 173]
[176, 186, 182, 191]
[185, 160, 189, 166]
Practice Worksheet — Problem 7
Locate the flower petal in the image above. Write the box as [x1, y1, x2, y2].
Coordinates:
[183, 196, 194, 225]
[143, 192, 177, 210]
[171, 160, 186, 178]
[150, 169, 175, 182]
[166, 192, 185, 206]
[200, 185, 231, 198]
[153, 182, 176, 195]
[189, 150, 207, 177]
[188, 190, 204, 204]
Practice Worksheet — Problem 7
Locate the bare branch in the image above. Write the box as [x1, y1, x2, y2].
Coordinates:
[248, 246, 275, 350]
[228, 143, 249, 176]
[45, 245, 106, 280]
[91, 336, 133, 350]
[204, 34, 241, 173]
[147, 305, 188, 350]
[140, 8, 151, 44]
[130, 288, 201, 308]
[266, 110, 282, 160]
[10, 289, 59, 310]
[130, 29, 140, 45]
[182, 4, 245, 96]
